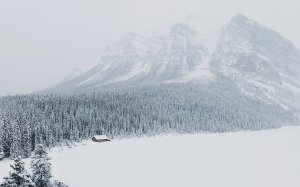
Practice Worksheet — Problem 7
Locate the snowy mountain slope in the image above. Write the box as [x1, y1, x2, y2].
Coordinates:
[211, 14, 300, 111]
[46, 14, 300, 115]
[152, 15, 225, 53]
[49, 19, 217, 91]
[1, 126, 300, 187]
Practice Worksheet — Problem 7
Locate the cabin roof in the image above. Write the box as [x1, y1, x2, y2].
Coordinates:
[93, 135, 108, 139]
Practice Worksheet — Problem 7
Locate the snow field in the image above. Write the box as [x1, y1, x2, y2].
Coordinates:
[1, 126, 300, 187]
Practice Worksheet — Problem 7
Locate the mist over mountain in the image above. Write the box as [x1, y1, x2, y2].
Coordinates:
[1, 0, 300, 186]
[46, 14, 300, 114]
[0, 14, 299, 163]
[58, 67, 83, 84]
[212, 14, 300, 112]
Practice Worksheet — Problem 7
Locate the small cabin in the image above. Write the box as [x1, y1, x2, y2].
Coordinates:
[92, 135, 111, 143]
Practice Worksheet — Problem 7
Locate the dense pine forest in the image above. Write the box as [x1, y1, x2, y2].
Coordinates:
[0, 83, 297, 159]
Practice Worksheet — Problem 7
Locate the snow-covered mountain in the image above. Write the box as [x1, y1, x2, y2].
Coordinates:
[212, 14, 300, 111]
[49, 17, 220, 91]
[47, 14, 300, 113]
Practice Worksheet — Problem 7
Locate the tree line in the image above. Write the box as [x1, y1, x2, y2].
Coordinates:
[0, 83, 297, 159]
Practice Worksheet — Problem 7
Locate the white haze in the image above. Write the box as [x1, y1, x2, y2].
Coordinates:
[0, 0, 299, 96]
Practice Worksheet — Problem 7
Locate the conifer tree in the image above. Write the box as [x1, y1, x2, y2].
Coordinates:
[0, 156, 33, 187]
[0, 121, 5, 160]
[10, 119, 21, 159]
[31, 144, 52, 187]
[0, 144, 4, 160]
[22, 123, 31, 158]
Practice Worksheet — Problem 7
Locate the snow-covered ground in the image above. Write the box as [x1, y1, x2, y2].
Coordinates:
[1, 126, 300, 187]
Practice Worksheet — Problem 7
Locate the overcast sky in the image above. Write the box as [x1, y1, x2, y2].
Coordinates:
[0, 0, 299, 96]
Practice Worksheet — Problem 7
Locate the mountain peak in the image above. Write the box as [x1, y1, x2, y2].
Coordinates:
[170, 23, 195, 36]
[232, 14, 248, 21]
[229, 14, 256, 26]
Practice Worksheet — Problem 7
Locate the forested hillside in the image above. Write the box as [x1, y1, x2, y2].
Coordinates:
[0, 83, 297, 159]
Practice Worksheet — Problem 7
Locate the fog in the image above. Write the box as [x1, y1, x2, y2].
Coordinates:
[0, 0, 299, 96]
